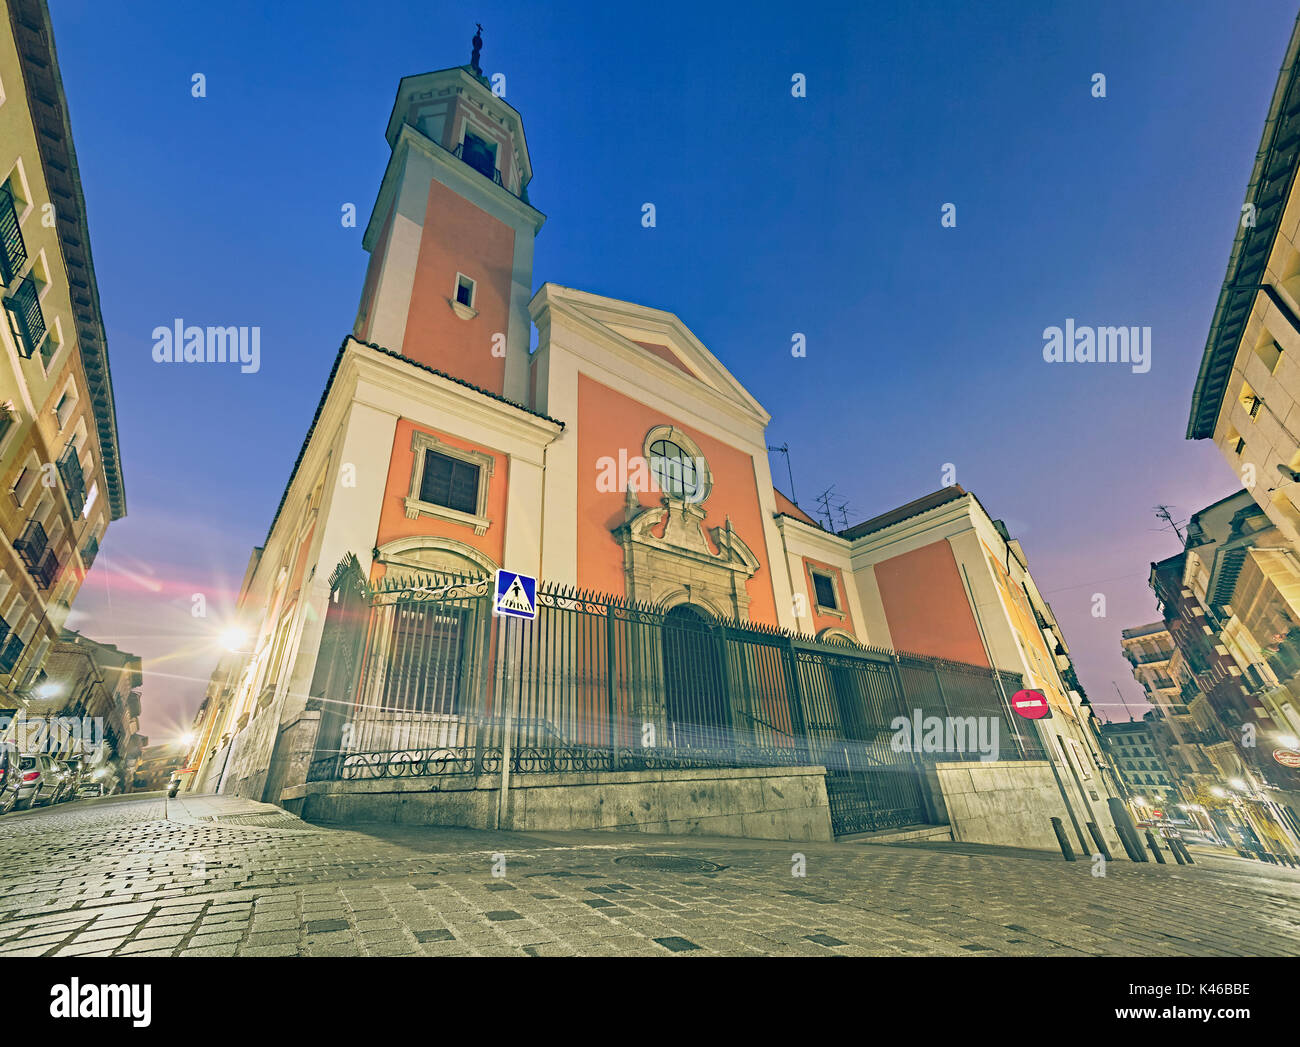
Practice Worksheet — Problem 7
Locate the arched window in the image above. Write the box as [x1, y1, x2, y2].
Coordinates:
[644, 425, 711, 504]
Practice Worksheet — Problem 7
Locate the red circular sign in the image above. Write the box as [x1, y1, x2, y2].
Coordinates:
[1011, 689, 1049, 719]
[1273, 748, 1300, 768]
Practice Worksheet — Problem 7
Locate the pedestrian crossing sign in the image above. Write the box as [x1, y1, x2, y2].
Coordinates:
[494, 569, 537, 620]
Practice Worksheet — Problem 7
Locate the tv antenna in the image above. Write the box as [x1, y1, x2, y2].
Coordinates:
[814, 485, 851, 531]
[1153, 504, 1185, 543]
[767, 443, 798, 506]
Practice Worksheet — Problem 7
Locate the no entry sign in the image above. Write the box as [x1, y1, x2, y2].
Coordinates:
[1011, 689, 1050, 719]
[1273, 748, 1300, 768]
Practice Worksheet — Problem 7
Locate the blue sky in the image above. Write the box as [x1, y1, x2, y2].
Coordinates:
[46, 0, 1296, 738]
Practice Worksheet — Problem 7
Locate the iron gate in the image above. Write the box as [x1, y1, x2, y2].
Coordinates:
[305, 558, 1038, 835]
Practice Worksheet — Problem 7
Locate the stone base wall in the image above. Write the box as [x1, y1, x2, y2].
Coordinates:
[260, 710, 321, 811]
[285, 765, 834, 842]
[223, 705, 280, 802]
[934, 760, 1123, 853]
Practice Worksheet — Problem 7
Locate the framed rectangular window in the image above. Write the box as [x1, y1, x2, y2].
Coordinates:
[811, 570, 838, 610]
[0, 403, 16, 448]
[11, 459, 38, 508]
[420, 450, 480, 516]
[455, 273, 475, 307]
[404, 431, 494, 534]
[54, 389, 76, 429]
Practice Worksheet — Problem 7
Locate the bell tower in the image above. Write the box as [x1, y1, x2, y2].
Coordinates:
[354, 28, 542, 402]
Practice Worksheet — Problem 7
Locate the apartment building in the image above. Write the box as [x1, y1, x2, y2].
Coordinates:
[1189, 15, 1300, 546]
[1097, 718, 1179, 807]
[39, 630, 142, 790]
[1120, 622, 1219, 800]
[0, 0, 126, 727]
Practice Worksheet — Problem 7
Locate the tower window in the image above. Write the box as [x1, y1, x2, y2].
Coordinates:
[420, 450, 480, 516]
[455, 274, 475, 308]
[460, 132, 497, 180]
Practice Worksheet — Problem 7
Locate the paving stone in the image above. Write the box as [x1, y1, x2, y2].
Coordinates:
[3, 793, 1299, 958]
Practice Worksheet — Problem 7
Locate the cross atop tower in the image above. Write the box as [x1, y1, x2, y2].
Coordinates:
[470, 23, 484, 77]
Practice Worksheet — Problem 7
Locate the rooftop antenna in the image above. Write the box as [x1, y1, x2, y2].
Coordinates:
[834, 497, 851, 529]
[1112, 680, 1137, 723]
[1153, 504, 1185, 543]
[470, 23, 484, 77]
[767, 443, 798, 506]
[814, 485, 837, 530]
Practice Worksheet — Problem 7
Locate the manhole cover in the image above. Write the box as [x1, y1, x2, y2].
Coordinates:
[614, 854, 724, 873]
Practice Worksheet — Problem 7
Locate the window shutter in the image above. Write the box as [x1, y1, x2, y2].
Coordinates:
[0, 184, 26, 285]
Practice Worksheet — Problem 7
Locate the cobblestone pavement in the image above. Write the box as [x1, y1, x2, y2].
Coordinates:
[0, 793, 1297, 957]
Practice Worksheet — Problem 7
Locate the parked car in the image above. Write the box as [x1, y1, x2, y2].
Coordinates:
[15, 753, 62, 808]
[1179, 828, 1227, 847]
[76, 780, 105, 798]
[57, 759, 84, 801]
[0, 743, 22, 814]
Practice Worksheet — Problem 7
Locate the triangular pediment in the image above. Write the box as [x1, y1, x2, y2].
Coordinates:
[530, 283, 771, 427]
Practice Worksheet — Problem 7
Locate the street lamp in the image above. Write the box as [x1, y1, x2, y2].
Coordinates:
[219, 627, 249, 653]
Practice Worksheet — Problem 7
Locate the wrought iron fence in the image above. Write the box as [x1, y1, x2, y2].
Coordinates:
[306, 557, 1042, 831]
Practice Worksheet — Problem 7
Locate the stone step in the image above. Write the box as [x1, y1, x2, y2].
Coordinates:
[836, 824, 953, 845]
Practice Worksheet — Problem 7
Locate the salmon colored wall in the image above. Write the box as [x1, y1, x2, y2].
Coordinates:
[373, 419, 508, 579]
[402, 179, 516, 391]
[802, 558, 855, 637]
[576, 374, 777, 624]
[872, 540, 988, 665]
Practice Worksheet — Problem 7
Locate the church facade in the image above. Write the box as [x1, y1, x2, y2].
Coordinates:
[185, 49, 1121, 850]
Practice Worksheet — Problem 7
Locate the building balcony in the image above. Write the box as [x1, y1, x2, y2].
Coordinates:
[13, 518, 47, 571]
[447, 139, 527, 202]
[80, 534, 99, 569]
[33, 549, 58, 590]
[3, 276, 46, 359]
[0, 631, 23, 675]
[56, 446, 85, 516]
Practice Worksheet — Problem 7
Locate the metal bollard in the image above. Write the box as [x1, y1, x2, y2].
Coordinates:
[1107, 798, 1147, 861]
[1174, 837, 1194, 865]
[1168, 838, 1186, 865]
[1145, 830, 1167, 864]
[1086, 821, 1113, 862]
[1051, 817, 1076, 861]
